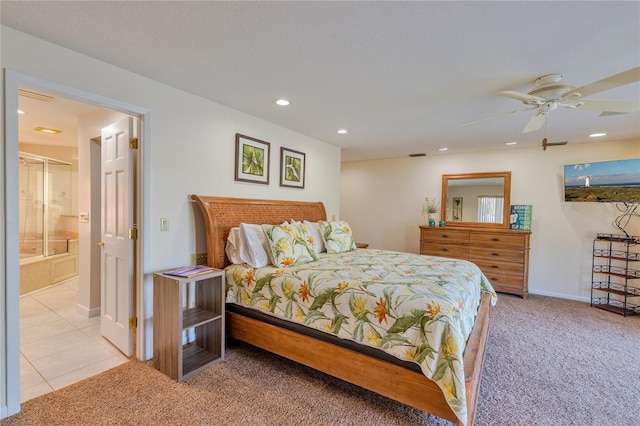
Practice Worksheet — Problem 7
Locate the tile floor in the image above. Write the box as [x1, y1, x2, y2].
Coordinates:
[20, 278, 130, 403]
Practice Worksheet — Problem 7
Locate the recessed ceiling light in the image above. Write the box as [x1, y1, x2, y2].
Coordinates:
[17, 110, 25, 115]
[589, 132, 607, 138]
[438, 147, 448, 151]
[35, 126, 62, 135]
[337, 129, 348, 134]
[505, 141, 517, 146]
[275, 99, 290, 106]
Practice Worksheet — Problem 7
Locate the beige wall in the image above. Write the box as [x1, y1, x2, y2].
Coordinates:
[341, 139, 640, 301]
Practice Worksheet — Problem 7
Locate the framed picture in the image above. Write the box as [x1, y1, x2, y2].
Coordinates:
[235, 133, 270, 185]
[280, 147, 305, 189]
[564, 158, 640, 203]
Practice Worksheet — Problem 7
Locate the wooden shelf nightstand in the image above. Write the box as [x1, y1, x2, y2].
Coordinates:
[153, 269, 225, 381]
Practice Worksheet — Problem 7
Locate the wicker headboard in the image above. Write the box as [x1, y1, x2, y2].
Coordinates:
[191, 195, 327, 269]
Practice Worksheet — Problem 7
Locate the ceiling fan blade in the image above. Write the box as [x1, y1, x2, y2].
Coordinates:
[562, 67, 640, 99]
[567, 99, 640, 114]
[461, 106, 535, 126]
[497, 90, 546, 104]
[523, 112, 547, 133]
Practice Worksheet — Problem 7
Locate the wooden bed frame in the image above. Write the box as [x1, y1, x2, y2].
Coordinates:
[191, 195, 491, 426]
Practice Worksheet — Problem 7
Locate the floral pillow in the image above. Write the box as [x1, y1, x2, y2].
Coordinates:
[262, 222, 319, 267]
[319, 220, 356, 254]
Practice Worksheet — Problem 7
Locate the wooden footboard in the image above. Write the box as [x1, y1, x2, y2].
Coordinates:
[227, 293, 491, 426]
[191, 195, 491, 426]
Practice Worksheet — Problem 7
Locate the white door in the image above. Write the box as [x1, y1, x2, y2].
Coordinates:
[100, 117, 135, 356]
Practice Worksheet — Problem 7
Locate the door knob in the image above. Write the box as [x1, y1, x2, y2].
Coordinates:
[96, 241, 105, 247]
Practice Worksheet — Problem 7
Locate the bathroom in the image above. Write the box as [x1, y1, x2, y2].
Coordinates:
[17, 90, 86, 296]
[17, 90, 132, 403]
[19, 150, 78, 295]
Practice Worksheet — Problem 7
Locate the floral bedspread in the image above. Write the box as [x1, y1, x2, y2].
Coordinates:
[225, 249, 496, 425]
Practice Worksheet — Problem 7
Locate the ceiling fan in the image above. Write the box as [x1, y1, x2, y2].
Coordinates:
[463, 67, 640, 133]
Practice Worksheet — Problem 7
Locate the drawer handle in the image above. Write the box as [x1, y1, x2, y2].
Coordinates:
[442, 234, 449, 238]
[442, 248, 449, 252]
[492, 252, 499, 256]
[491, 265, 499, 269]
[491, 238, 500, 241]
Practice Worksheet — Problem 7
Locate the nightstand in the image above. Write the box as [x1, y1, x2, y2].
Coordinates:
[153, 269, 225, 381]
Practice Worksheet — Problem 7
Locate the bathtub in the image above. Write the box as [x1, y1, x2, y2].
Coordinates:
[20, 239, 79, 295]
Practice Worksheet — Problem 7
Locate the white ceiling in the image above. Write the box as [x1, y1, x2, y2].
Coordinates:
[3, 1, 639, 161]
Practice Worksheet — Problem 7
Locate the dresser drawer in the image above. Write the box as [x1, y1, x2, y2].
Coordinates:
[469, 246, 525, 263]
[473, 259, 525, 278]
[418, 225, 530, 297]
[421, 243, 468, 260]
[489, 277, 527, 293]
[420, 229, 470, 245]
[469, 232, 527, 248]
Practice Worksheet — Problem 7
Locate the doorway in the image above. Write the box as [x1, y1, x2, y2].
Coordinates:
[18, 96, 133, 402]
[4, 70, 149, 416]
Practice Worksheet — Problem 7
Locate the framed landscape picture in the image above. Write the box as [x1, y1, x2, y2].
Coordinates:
[564, 158, 640, 203]
[280, 147, 305, 189]
[235, 133, 270, 185]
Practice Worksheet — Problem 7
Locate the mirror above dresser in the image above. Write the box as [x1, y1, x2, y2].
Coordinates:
[422, 170, 530, 297]
[441, 171, 511, 228]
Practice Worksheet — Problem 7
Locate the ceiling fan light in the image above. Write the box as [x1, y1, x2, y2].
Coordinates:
[275, 99, 290, 106]
[589, 132, 607, 138]
[505, 141, 517, 146]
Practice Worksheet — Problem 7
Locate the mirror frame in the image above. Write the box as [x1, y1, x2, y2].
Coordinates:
[441, 171, 511, 228]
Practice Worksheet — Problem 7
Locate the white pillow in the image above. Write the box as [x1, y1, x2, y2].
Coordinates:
[303, 220, 325, 253]
[225, 227, 244, 264]
[238, 223, 272, 268]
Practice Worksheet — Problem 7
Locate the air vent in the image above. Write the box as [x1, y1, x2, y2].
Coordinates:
[18, 89, 55, 102]
[409, 153, 426, 157]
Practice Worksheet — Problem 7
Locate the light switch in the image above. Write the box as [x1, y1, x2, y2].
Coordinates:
[160, 218, 169, 231]
[80, 212, 89, 223]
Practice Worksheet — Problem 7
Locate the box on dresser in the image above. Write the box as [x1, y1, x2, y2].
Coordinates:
[419, 225, 531, 297]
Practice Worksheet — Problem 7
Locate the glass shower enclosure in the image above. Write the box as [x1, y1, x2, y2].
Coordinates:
[19, 152, 73, 260]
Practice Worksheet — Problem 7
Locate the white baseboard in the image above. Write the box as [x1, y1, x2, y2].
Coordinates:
[528, 289, 590, 303]
[76, 304, 101, 317]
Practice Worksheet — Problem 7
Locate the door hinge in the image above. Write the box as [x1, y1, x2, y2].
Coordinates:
[129, 227, 138, 240]
[129, 137, 138, 149]
[129, 316, 137, 329]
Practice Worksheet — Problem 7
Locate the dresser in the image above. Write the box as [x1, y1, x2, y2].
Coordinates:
[419, 226, 531, 297]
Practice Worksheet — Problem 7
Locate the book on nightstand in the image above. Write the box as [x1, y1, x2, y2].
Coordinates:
[163, 265, 213, 278]
[509, 205, 532, 230]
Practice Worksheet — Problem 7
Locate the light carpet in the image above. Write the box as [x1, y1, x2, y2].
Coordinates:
[3, 294, 639, 426]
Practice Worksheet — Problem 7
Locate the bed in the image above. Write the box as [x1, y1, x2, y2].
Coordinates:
[191, 195, 494, 426]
